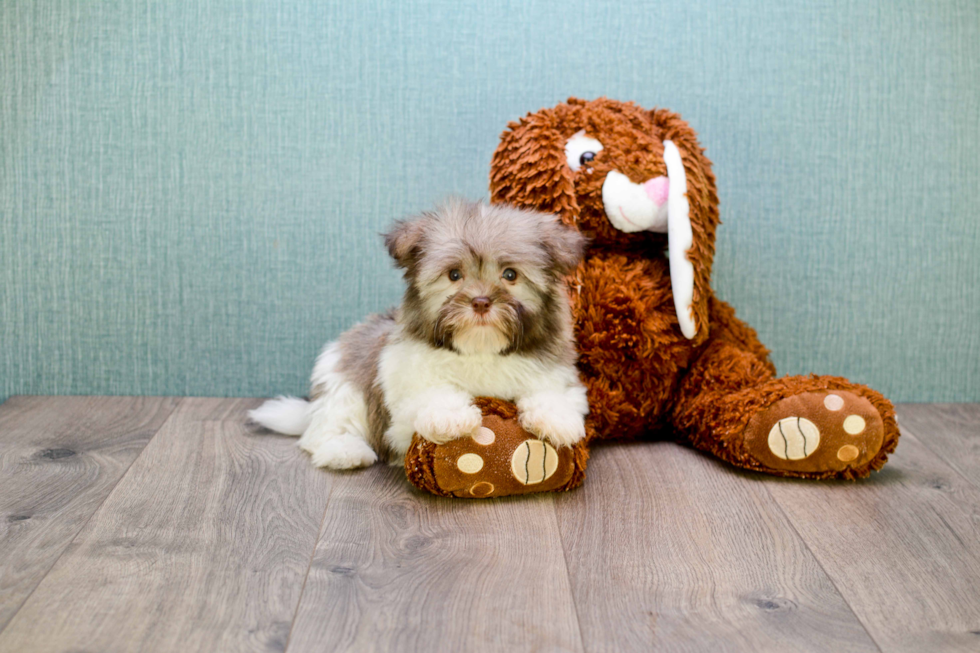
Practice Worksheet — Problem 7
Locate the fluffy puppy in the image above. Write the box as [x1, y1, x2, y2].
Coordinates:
[249, 199, 589, 469]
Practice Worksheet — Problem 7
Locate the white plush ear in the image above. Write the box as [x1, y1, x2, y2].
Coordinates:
[663, 140, 696, 339]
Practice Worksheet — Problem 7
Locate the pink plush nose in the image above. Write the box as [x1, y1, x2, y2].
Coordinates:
[643, 176, 669, 205]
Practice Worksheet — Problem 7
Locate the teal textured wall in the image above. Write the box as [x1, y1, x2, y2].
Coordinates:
[1, 0, 978, 403]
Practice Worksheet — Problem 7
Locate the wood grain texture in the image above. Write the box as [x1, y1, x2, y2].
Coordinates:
[0, 395, 179, 633]
[764, 429, 980, 652]
[286, 464, 583, 653]
[3, 398, 980, 653]
[895, 404, 980, 490]
[554, 441, 879, 653]
[0, 398, 333, 653]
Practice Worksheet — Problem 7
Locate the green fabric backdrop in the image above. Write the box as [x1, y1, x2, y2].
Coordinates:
[2, 0, 978, 403]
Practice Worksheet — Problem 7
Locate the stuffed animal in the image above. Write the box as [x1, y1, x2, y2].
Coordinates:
[406, 98, 900, 498]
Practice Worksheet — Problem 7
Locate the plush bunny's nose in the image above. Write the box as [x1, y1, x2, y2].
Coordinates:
[643, 177, 669, 205]
[602, 171, 670, 233]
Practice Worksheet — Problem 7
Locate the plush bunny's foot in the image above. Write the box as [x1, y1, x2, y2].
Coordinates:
[405, 397, 588, 498]
[743, 391, 886, 478]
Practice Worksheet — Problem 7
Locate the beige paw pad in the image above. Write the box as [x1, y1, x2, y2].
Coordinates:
[472, 427, 495, 445]
[823, 394, 845, 411]
[456, 453, 484, 474]
[768, 417, 821, 460]
[843, 415, 866, 435]
[746, 390, 885, 473]
[511, 440, 559, 485]
[469, 482, 494, 497]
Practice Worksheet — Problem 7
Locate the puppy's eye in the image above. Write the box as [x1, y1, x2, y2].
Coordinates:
[502, 268, 518, 282]
[448, 269, 462, 281]
[565, 130, 604, 172]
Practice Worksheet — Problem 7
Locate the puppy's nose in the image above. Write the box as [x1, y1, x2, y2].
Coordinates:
[471, 296, 492, 315]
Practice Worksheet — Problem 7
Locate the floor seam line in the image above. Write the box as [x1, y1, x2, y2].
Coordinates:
[0, 397, 181, 639]
[554, 494, 589, 653]
[762, 482, 886, 653]
[283, 472, 338, 653]
[898, 413, 980, 494]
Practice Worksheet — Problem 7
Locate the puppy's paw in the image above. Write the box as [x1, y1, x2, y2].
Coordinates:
[519, 408, 586, 450]
[520, 413, 586, 449]
[415, 402, 483, 445]
[518, 391, 588, 449]
[300, 432, 378, 470]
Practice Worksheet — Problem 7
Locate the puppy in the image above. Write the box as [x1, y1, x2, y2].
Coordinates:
[249, 199, 589, 469]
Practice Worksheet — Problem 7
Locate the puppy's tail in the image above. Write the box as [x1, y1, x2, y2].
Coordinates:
[248, 396, 312, 436]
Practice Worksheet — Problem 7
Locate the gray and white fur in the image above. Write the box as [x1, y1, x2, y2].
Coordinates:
[249, 199, 589, 469]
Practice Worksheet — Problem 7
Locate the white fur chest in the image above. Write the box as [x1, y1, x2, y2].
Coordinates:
[378, 333, 574, 403]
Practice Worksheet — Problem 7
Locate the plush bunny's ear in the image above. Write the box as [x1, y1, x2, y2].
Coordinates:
[652, 109, 720, 343]
[662, 140, 696, 339]
[489, 111, 580, 227]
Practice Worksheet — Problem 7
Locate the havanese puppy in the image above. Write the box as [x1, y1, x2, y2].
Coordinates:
[249, 198, 589, 469]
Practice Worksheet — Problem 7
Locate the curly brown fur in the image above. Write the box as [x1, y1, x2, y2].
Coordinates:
[482, 97, 900, 480]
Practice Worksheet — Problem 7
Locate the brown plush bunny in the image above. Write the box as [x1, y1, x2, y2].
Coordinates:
[406, 98, 899, 497]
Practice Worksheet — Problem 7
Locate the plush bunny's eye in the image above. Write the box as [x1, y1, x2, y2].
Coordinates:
[565, 130, 604, 172]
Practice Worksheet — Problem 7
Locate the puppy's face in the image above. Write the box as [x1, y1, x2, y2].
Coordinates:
[385, 200, 584, 357]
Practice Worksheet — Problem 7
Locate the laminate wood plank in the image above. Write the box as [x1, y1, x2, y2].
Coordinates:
[0, 395, 179, 633]
[895, 404, 980, 490]
[554, 441, 878, 653]
[285, 464, 583, 653]
[764, 426, 980, 652]
[0, 398, 333, 653]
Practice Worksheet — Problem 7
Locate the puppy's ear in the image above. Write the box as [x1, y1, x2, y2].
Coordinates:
[542, 217, 587, 274]
[384, 218, 426, 269]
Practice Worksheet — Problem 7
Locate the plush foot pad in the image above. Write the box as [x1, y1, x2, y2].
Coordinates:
[405, 399, 588, 498]
[743, 391, 885, 475]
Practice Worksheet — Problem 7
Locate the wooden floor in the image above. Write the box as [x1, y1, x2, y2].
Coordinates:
[0, 399, 978, 652]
